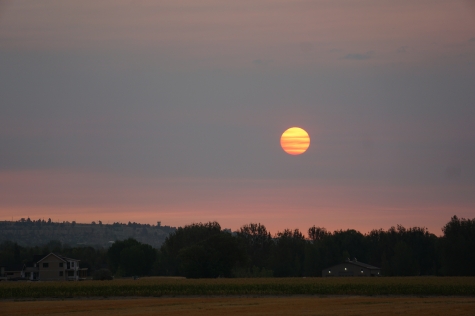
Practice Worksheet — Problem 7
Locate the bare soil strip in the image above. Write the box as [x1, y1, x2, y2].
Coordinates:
[3, 296, 475, 316]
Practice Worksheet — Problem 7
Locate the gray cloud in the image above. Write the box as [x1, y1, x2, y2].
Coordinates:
[445, 165, 462, 180]
[397, 46, 413, 53]
[252, 59, 273, 66]
[1, 49, 475, 188]
[343, 51, 374, 60]
[0, 1, 475, 232]
[299, 42, 313, 53]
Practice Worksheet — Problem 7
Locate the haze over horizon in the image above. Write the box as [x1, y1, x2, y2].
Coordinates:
[1, 0, 474, 236]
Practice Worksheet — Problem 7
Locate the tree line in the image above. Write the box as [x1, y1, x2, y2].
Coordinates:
[1, 216, 474, 278]
[0, 219, 175, 249]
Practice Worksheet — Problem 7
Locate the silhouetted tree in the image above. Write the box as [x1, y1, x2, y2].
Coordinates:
[178, 232, 246, 278]
[366, 225, 437, 276]
[159, 222, 246, 277]
[237, 223, 273, 271]
[271, 229, 306, 277]
[108, 238, 156, 276]
[440, 216, 475, 276]
[308, 226, 329, 241]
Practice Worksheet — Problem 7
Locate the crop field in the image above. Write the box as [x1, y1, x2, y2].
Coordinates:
[1, 277, 475, 299]
[3, 296, 475, 316]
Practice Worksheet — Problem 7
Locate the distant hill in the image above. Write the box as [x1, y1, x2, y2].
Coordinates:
[0, 218, 176, 249]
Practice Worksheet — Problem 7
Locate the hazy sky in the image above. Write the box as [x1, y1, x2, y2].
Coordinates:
[1, 0, 474, 235]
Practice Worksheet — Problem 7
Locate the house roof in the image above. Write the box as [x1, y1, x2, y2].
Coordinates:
[57, 255, 80, 262]
[36, 253, 80, 263]
[325, 260, 381, 270]
[37, 253, 66, 263]
[347, 260, 381, 270]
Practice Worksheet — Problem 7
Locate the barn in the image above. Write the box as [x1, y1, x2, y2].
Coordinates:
[322, 258, 381, 277]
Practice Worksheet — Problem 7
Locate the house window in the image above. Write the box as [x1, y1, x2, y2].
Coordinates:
[59, 263, 63, 268]
[43, 263, 49, 268]
[59, 271, 63, 276]
[71, 262, 74, 267]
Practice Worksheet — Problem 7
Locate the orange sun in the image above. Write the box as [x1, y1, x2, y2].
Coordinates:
[280, 127, 310, 155]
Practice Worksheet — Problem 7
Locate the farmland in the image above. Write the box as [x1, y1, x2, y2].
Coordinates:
[1, 277, 475, 299]
[3, 296, 475, 315]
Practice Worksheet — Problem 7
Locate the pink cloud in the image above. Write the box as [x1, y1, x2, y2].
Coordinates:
[1, 170, 472, 236]
[1, 1, 474, 68]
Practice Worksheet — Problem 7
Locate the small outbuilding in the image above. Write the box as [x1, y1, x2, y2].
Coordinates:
[322, 258, 381, 277]
[0, 266, 7, 281]
[2, 264, 25, 280]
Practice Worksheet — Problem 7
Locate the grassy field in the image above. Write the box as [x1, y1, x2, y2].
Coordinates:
[1, 277, 475, 299]
[3, 296, 475, 316]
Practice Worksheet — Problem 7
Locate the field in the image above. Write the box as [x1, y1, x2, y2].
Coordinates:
[1, 277, 475, 298]
[3, 296, 475, 315]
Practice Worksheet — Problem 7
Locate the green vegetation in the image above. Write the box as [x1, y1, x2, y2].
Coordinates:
[0, 240, 109, 273]
[158, 222, 247, 278]
[156, 216, 475, 278]
[0, 219, 175, 248]
[1, 277, 475, 298]
[92, 269, 113, 281]
[1, 216, 474, 279]
[108, 239, 156, 277]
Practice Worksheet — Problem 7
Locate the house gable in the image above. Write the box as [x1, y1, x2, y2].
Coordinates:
[37, 253, 66, 264]
[37, 253, 67, 281]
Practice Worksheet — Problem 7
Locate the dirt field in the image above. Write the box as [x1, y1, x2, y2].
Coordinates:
[3, 296, 475, 316]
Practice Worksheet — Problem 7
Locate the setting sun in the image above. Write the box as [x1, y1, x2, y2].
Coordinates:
[280, 127, 310, 155]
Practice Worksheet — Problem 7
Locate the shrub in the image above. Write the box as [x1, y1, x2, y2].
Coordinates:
[92, 269, 113, 280]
